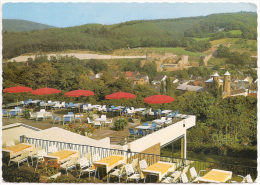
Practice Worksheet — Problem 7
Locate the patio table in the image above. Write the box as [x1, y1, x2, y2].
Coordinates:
[175, 114, 188, 119]
[93, 155, 126, 173]
[2, 143, 34, 158]
[141, 161, 175, 181]
[43, 149, 79, 164]
[44, 112, 53, 119]
[161, 110, 172, 114]
[152, 119, 166, 124]
[47, 102, 57, 106]
[63, 115, 74, 121]
[135, 125, 151, 130]
[90, 105, 102, 109]
[29, 100, 41, 104]
[195, 169, 232, 183]
[96, 117, 106, 122]
[134, 108, 146, 112]
[9, 109, 23, 114]
[112, 106, 125, 111]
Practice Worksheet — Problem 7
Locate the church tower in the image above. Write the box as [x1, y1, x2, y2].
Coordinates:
[223, 71, 231, 95]
[212, 72, 220, 86]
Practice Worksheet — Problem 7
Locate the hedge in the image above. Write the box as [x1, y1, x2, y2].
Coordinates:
[2, 164, 40, 182]
[187, 142, 257, 159]
[47, 176, 91, 183]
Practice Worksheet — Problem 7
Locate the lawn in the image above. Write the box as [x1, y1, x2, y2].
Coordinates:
[145, 47, 203, 57]
[160, 149, 257, 167]
[210, 38, 240, 45]
[207, 57, 227, 67]
[228, 30, 242, 35]
[192, 37, 211, 41]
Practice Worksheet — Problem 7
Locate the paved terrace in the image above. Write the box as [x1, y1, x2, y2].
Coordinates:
[3, 107, 195, 157]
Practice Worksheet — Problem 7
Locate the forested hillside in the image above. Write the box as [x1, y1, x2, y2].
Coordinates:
[2, 12, 257, 59]
[3, 19, 56, 32]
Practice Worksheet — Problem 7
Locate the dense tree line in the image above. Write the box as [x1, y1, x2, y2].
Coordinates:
[3, 12, 256, 59]
[216, 44, 252, 68]
[184, 12, 257, 40]
[3, 56, 257, 158]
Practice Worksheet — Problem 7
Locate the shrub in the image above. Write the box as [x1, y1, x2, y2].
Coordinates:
[114, 117, 128, 131]
[46, 175, 91, 183]
[24, 109, 32, 119]
[62, 122, 95, 135]
[2, 164, 40, 182]
[37, 159, 60, 177]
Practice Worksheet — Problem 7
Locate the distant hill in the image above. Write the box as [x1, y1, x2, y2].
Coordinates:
[2, 12, 257, 59]
[3, 19, 56, 32]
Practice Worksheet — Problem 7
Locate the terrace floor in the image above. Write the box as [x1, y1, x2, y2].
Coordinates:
[2, 107, 179, 141]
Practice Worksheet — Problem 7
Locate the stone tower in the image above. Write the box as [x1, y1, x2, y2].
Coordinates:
[212, 72, 220, 86]
[223, 71, 231, 95]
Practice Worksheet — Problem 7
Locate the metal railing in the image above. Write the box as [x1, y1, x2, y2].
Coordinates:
[20, 135, 257, 182]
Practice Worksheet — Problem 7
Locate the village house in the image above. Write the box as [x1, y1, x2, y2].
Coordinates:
[152, 74, 167, 85]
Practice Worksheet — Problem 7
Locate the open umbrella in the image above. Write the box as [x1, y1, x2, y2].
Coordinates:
[64, 90, 94, 112]
[3, 86, 33, 106]
[106, 92, 136, 116]
[144, 94, 175, 118]
[31, 87, 61, 109]
[144, 95, 174, 104]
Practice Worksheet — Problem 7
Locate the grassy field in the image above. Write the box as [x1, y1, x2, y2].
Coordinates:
[192, 37, 211, 41]
[145, 47, 203, 57]
[210, 38, 239, 45]
[160, 149, 257, 167]
[207, 57, 227, 67]
[113, 47, 203, 57]
[228, 30, 242, 35]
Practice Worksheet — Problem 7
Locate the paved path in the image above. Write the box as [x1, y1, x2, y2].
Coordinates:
[8, 53, 147, 62]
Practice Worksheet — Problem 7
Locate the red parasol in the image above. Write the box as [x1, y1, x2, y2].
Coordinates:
[64, 90, 94, 97]
[106, 92, 136, 116]
[106, 92, 136, 100]
[31, 87, 61, 109]
[3, 86, 33, 93]
[3, 86, 33, 106]
[64, 90, 94, 112]
[144, 95, 174, 104]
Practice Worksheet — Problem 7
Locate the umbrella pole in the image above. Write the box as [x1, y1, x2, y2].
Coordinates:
[17, 98, 18, 106]
[120, 99, 122, 117]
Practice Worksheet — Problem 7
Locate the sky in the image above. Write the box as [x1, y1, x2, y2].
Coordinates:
[2, 1, 258, 28]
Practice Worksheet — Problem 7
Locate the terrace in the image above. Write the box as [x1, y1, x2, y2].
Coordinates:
[2, 101, 257, 183]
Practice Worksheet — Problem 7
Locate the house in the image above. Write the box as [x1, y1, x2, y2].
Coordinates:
[88, 73, 103, 81]
[133, 74, 149, 85]
[205, 72, 223, 92]
[230, 89, 247, 97]
[176, 84, 205, 93]
[152, 75, 167, 85]
[248, 83, 257, 97]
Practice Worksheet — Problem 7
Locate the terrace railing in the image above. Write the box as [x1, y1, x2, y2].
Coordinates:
[20, 135, 257, 182]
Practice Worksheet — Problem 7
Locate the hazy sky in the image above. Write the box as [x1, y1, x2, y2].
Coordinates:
[2, 2, 257, 28]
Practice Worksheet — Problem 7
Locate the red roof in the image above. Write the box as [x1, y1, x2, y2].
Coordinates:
[193, 81, 201, 86]
[248, 93, 257, 97]
[125, 71, 133, 77]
